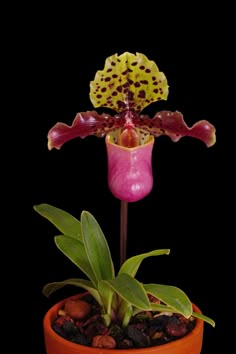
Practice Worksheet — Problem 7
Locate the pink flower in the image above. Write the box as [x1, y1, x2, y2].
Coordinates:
[48, 52, 216, 202]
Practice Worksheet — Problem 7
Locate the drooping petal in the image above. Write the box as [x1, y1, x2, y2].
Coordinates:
[47, 111, 125, 150]
[132, 111, 216, 147]
[90, 52, 168, 114]
[106, 134, 155, 202]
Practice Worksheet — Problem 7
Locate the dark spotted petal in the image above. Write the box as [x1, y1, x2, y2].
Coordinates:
[133, 111, 216, 147]
[47, 111, 125, 150]
[90, 52, 168, 113]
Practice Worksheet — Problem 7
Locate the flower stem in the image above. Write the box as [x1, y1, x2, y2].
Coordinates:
[120, 200, 128, 266]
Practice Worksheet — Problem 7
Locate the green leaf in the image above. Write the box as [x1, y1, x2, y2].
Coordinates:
[147, 303, 179, 313]
[42, 278, 102, 305]
[144, 283, 192, 318]
[122, 305, 134, 328]
[55, 235, 97, 287]
[98, 280, 115, 326]
[104, 273, 150, 310]
[81, 211, 115, 282]
[33, 203, 82, 240]
[119, 249, 170, 277]
[132, 303, 175, 318]
[192, 311, 216, 327]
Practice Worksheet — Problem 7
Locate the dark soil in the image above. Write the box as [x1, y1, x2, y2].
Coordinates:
[52, 293, 196, 349]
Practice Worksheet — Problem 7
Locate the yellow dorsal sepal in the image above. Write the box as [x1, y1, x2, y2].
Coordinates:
[90, 52, 169, 113]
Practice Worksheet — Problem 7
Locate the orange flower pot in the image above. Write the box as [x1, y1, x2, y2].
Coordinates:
[43, 293, 204, 354]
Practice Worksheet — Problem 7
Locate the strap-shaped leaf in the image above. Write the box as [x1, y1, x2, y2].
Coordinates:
[144, 283, 192, 318]
[98, 280, 116, 326]
[119, 249, 170, 277]
[132, 303, 175, 319]
[192, 311, 215, 327]
[42, 278, 101, 305]
[55, 235, 97, 287]
[81, 211, 115, 282]
[142, 303, 174, 313]
[104, 273, 150, 310]
[33, 204, 82, 240]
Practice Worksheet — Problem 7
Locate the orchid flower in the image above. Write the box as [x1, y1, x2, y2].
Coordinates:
[48, 52, 216, 203]
[47, 52, 216, 265]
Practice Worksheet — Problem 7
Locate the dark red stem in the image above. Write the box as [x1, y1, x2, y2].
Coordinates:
[120, 201, 128, 266]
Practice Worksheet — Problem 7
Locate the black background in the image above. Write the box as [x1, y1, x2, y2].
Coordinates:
[14, 3, 232, 353]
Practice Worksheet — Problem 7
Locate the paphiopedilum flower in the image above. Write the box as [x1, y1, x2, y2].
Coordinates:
[48, 52, 216, 202]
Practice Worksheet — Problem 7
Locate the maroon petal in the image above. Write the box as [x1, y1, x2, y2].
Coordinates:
[47, 111, 125, 150]
[133, 111, 216, 147]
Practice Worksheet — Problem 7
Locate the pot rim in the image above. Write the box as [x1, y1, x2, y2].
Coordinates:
[43, 292, 204, 353]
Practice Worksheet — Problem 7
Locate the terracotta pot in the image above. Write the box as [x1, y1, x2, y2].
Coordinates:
[43, 293, 204, 354]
